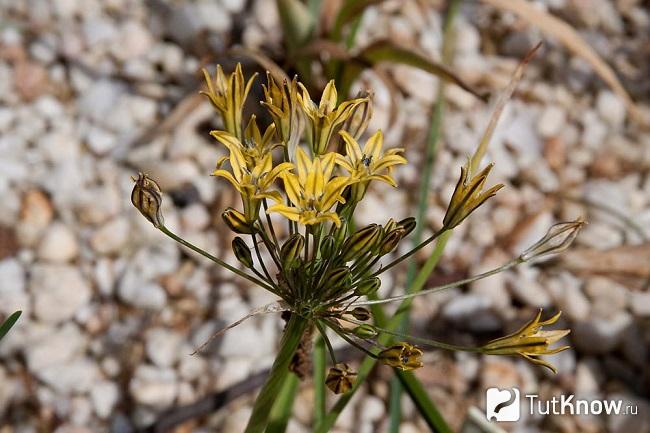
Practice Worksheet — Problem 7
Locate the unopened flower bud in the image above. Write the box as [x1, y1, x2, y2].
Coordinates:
[378, 342, 423, 371]
[342, 224, 382, 262]
[397, 217, 416, 237]
[131, 173, 165, 228]
[349, 307, 371, 321]
[519, 218, 585, 262]
[232, 237, 254, 268]
[354, 277, 381, 297]
[222, 208, 254, 234]
[326, 363, 357, 394]
[352, 324, 377, 339]
[319, 235, 336, 258]
[326, 267, 352, 292]
[280, 234, 305, 268]
[379, 228, 406, 256]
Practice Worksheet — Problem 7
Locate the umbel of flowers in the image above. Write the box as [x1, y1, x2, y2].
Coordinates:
[132, 64, 581, 433]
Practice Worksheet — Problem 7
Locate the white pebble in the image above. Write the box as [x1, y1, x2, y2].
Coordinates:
[37, 222, 79, 263]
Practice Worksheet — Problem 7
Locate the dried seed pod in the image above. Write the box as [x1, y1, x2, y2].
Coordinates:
[131, 173, 165, 228]
[349, 307, 371, 321]
[232, 237, 254, 269]
[326, 363, 357, 394]
[222, 207, 254, 234]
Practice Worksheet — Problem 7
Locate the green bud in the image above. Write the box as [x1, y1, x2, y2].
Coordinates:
[349, 307, 371, 321]
[352, 324, 377, 339]
[334, 220, 348, 246]
[354, 277, 381, 297]
[379, 227, 406, 256]
[319, 235, 336, 258]
[323, 267, 351, 297]
[398, 217, 416, 237]
[280, 234, 305, 268]
[342, 224, 382, 262]
[222, 208, 254, 234]
[232, 237, 254, 268]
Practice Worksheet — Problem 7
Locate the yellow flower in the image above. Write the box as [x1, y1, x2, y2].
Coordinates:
[201, 63, 257, 140]
[298, 80, 367, 155]
[268, 147, 351, 227]
[211, 117, 281, 171]
[442, 162, 503, 230]
[261, 73, 303, 158]
[212, 134, 291, 222]
[481, 309, 570, 373]
[378, 342, 423, 371]
[337, 130, 406, 200]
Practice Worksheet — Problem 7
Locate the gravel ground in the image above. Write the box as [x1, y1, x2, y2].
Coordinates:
[0, 0, 649, 432]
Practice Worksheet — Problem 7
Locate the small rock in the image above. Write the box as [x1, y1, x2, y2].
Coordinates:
[14, 60, 49, 101]
[572, 311, 633, 354]
[629, 291, 650, 317]
[537, 106, 566, 138]
[118, 281, 167, 310]
[111, 21, 153, 61]
[25, 323, 87, 371]
[221, 0, 246, 13]
[557, 284, 590, 321]
[85, 127, 117, 156]
[360, 395, 384, 422]
[0, 258, 27, 315]
[145, 328, 184, 368]
[31, 265, 92, 323]
[596, 91, 626, 128]
[37, 222, 79, 263]
[90, 217, 130, 255]
[480, 358, 520, 389]
[130, 365, 178, 407]
[38, 358, 100, 394]
[584, 276, 627, 318]
[90, 381, 119, 419]
[180, 204, 210, 231]
[17, 189, 53, 246]
[178, 352, 207, 381]
[508, 268, 552, 308]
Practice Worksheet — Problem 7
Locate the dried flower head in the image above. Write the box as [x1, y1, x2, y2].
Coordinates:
[326, 363, 357, 394]
[131, 173, 164, 228]
[520, 218, 585, 262]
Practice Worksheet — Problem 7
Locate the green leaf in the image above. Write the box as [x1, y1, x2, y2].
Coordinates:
[277, 0, 315, 52]
[245, 315, 309, 433]
[356, 40, 487, 101]
[265, 373, 300, 433]
[0, 310, 21, 342]
[396, 370, 454, 433]
[331, 0, 385, 41]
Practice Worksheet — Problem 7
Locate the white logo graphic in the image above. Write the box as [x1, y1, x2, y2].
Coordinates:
[486, 387, 520, 421]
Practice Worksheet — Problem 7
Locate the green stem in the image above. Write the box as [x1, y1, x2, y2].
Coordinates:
[313, 336, 327, 425]
[245, 315, 309, 433]
[159, 226, 274, 291]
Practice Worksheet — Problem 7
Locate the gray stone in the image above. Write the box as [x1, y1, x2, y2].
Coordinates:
[31, 265, 92, 323]
[90, 217, 130, 255]
[25, 323, 86, 371]
[90, 381, 119, 419]
[0, 258, 27, 315]
[129, 365, 178, 407]
[37, 358, 100, 394]
[572, 311, 633, 354]
[37, 222, 79, 263]
[145, 328, 183, 368]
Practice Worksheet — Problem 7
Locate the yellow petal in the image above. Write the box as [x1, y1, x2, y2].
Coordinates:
[281, 173, 302, 207]
[320, 80, 338, 114]
[363, 130, 384, 161]
[267, 204, 301, 222]
[295, 146, 311, 185]
[340, 131, 363, 164]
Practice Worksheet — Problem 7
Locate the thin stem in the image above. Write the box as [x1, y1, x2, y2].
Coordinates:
[159, 226, 275, 291]
[252, 233, 274, 283]
[313, 335, 327, 426]
[263, 199, 280, 247]
[355, 256, 524, 307]
[369, 228, 447, 278]
[244, 315, 308, 433]
[315, 320, 337, 364]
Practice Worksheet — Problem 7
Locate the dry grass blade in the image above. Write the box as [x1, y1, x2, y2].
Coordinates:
[469, 42, 541, 174]
[562, 243, 650, 280]
[481, 0, 650, 129]
[230, 47, 291, 83]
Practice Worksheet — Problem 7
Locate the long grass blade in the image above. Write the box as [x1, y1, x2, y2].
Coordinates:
[0, 310, 21, 342]
[265, 373, 300, 433]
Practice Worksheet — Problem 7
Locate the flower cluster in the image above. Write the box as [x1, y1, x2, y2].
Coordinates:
[132, 64, 576, 394]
